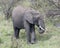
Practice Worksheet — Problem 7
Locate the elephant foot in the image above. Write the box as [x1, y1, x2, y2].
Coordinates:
[27, 41, 35, 44]
[27, 41, 31, 44]
[27, 38, 36, 44]
[31, 38, 36, 44]
[31, 41, 35, 44]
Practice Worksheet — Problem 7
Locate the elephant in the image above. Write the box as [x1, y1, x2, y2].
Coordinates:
[12, 6, 45, 44]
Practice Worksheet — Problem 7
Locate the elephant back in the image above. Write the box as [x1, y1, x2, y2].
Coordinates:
[12, 6, 26, 21]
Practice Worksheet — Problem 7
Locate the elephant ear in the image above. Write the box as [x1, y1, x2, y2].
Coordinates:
[24, 12, 34, 24]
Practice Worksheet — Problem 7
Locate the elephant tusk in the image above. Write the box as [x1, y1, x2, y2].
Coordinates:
[39, 26, 45, 30]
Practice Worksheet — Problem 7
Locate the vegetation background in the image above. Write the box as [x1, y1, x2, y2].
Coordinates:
[0, 0, 60, 48]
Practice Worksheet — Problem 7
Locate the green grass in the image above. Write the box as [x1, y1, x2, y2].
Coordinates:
[0, 16, 60, 48]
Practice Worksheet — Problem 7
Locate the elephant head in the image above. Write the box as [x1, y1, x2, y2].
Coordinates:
[24, 9, 45, 34]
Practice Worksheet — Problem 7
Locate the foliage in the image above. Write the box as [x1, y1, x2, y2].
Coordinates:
[0, 0, 60, 20]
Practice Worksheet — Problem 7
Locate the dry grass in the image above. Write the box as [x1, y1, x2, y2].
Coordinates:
[0, 16, 60, 48]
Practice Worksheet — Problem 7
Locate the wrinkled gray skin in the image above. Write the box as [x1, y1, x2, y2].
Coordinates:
[12, 6, 45, 44]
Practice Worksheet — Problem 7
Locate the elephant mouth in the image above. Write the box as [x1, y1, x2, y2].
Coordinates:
[39, 26, 45, 34]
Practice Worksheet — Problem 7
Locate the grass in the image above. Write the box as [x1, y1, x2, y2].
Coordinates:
[0, 15, 60, 48]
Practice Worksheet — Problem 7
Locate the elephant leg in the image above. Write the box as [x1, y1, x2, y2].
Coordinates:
[14, 27, 20, 39]
[24, 21, 31, 43]
[30, 24, 36, 44]
[27, 29, 31, 43]
[11, 27, 20, 48]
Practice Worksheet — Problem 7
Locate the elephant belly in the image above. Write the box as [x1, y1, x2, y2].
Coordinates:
[13, 16, 24, 29]
[13, 20, 24, 29]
